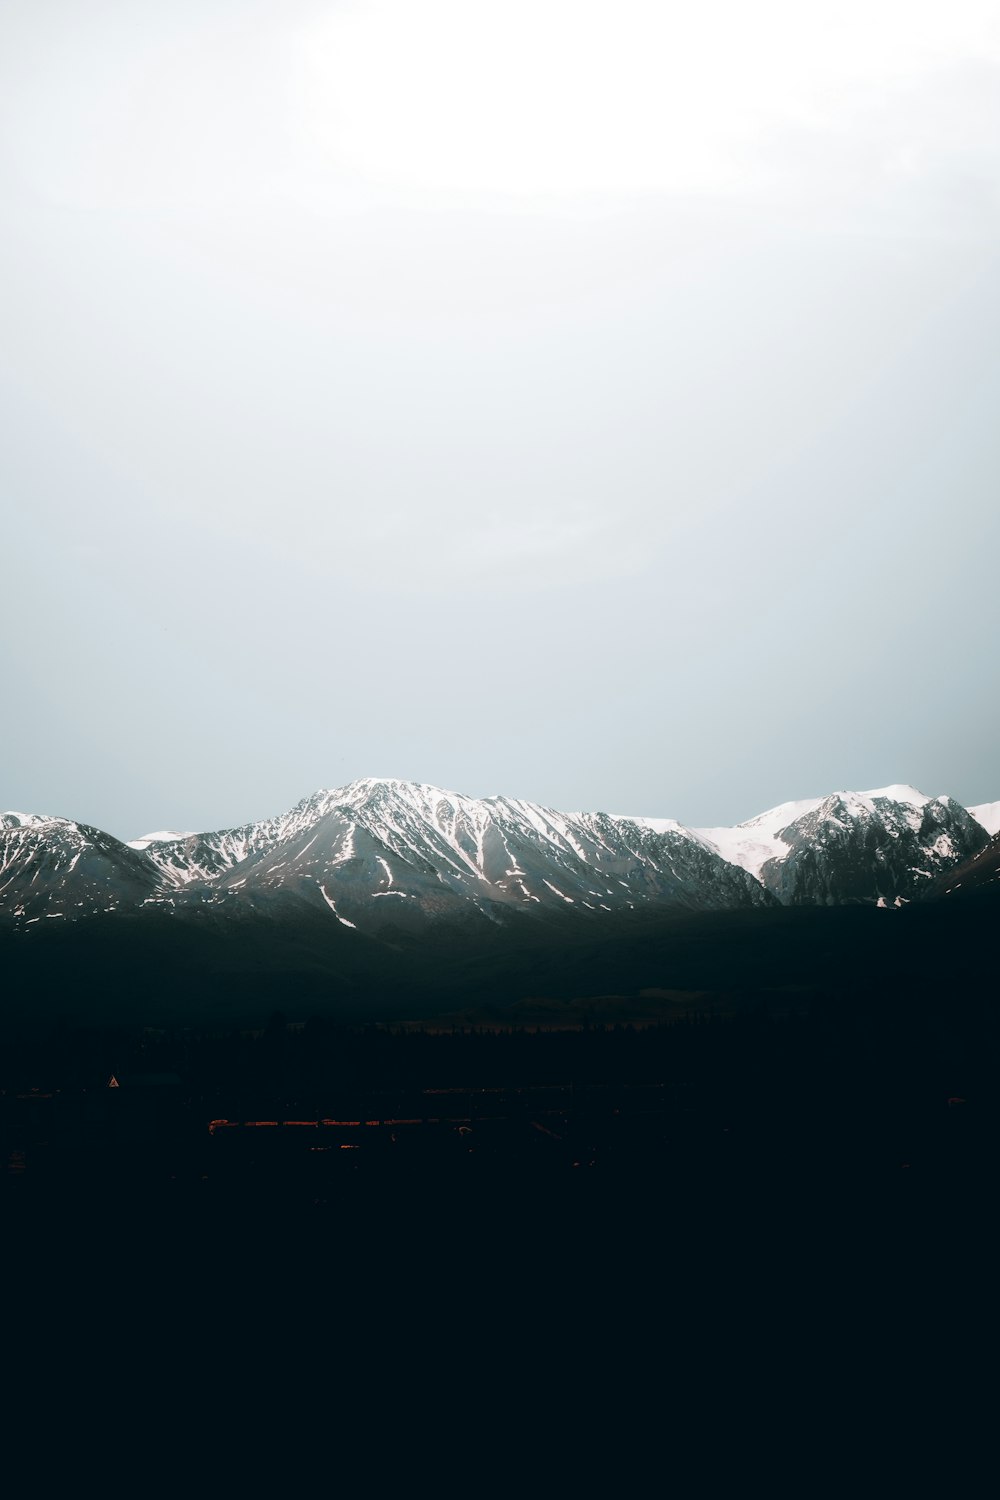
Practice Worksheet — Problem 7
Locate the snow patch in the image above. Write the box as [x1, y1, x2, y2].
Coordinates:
[862, 785, 931, 807]
[128, 830, 196, 849]
[969, 800, 1000, 836]
[542, 880, 574, 903]
[612, 814, 684, 835]
[318, 884, 357, 927]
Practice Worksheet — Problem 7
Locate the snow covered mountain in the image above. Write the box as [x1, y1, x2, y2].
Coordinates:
[0, 812, 162, 924]
[1, 778, 993, 930]
[132, 778, 772, 930]
[968, 801, 1000, 837]
[684, 785, 989, 906]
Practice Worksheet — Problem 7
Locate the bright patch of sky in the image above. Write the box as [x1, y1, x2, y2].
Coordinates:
[1, 1, 998, 837]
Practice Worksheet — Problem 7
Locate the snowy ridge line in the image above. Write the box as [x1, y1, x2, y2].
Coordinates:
[1, 777, 995, 928]
[38, 778, 987, 873]
[969, 800, 1000, 837]
[623, 785, 991, 882]
[1, 776, 774, 927]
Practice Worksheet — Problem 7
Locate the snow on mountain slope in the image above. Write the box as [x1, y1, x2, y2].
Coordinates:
[610, 814, 688, 837]
[138, 778, 773, 929]
[135, 797, 327, 886]
[693, 797, 825, 881]
[861, 785, 932, 806]
[692, 785, 934, 879]
[746, 789, 986, 905]
[969, 801, 1000, 837]
[1, 811, 65, 830]
[128, 830, 196, 850]
[3, 777, 994, 930]
[630, 784, 989, 905]
[0, 815, 163, 924]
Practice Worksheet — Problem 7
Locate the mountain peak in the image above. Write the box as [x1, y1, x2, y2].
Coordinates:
[128, 829, 197, 850]
[3, 777, 995, 931]
[969, 800, 1000, 836]
[312, 777, 463, 810]
[861, 784, 931, 807]
[1, 810, 70, 830]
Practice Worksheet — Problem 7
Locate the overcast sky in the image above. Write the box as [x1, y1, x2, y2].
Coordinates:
[2, 0, 999, 838]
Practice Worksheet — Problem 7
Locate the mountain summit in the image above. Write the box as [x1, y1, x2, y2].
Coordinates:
[685, 786, 989, 906]
[128, 777, 771, 932]
[1, 779, 992, 931]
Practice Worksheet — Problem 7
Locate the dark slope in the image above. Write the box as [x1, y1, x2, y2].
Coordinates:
[2, 886, 994, 1030]
[0, 815, 161, 923]
[926, 829, 1000, 900]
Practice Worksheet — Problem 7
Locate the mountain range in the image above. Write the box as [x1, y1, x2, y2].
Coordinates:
[3, 777, 997, 1026]
[2, 778, 995, 933]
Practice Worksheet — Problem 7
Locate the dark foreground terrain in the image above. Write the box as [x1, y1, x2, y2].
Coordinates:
[3, 887, 998, 1024]
[4, 893, 996, 1226]
[5, 982, 995, 1214]
[5, 888, 995, 1464]
[5, 960, 994, 1477]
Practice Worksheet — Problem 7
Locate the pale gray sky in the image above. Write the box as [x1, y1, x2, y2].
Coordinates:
[2, 0, 999, 838]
